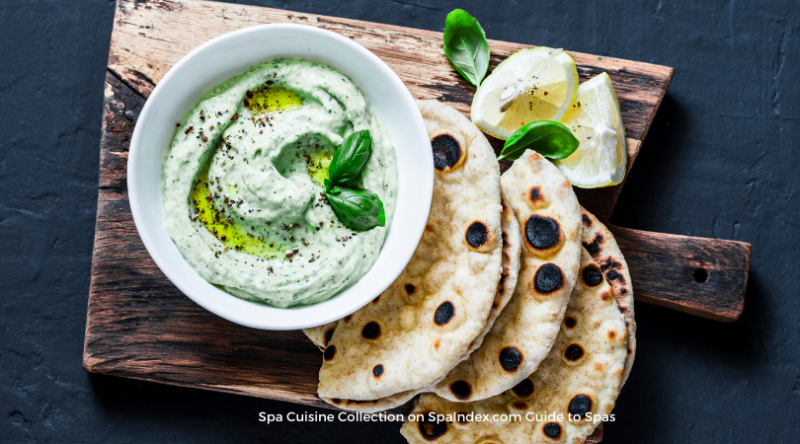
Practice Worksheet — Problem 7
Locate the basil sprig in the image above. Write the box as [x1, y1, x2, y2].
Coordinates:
[443, 9, 490, 87]
[324, 130, 385, 232]
[497, 121, 580, 162]
[328, 130, 373, 185]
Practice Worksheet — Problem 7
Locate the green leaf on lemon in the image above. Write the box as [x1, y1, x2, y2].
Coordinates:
[497, 121, 580, 161]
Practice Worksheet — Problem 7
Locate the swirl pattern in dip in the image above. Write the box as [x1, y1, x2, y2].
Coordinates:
[162, 58, 398, 307]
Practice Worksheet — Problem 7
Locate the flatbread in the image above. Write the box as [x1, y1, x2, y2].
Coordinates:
[305, 181, 521, 413]
[401, 247, 628, 444]
[304, 195, 521, 412]
[464, 198, 522, 357]
[315, 100, 504, 403]
[428, 149, 582, 403]
[304, 198, 520, 352]
[580, 207, 636, 386]
[305, 321, 336, 351]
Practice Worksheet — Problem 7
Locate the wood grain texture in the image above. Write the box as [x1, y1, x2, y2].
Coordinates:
[107, 0, 673, 220]
[86, 71, 604, 442]
[609, 226, 751, 322]
[87, 72, 327, 409]
[84, 1, 747, 440]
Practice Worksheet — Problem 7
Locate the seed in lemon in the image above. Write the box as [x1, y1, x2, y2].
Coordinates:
[553, 72, 627, 188]
[471, 47, 579, 140]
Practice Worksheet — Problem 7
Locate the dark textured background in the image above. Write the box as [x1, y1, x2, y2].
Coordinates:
[1, 0, 798, 442]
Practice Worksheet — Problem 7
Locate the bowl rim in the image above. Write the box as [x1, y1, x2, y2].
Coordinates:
[128, 23, 432, 330]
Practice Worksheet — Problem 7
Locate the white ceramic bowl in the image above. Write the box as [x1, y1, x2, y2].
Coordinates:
[128, 24, 432, 330]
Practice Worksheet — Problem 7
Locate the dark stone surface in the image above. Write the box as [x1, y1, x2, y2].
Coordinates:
[1, 0, 798, 442]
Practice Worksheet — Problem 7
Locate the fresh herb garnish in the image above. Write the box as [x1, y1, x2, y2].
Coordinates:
[328, 130, 373, 185]
[326, 187, 386, 232]
[443, 9, 490, 87]
[324, 130, 385, 231]
[497, 121, 580, 161]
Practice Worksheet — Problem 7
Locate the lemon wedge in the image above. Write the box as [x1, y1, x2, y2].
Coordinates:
[553, 72, 627, 188]
[471, 47, 579, 140]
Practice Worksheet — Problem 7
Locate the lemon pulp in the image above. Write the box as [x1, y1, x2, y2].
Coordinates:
[471, 47, 579, 140]
[554, 72, 627, 188]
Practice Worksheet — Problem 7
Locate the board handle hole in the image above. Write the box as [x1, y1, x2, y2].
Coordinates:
[693, 268, 709, 283]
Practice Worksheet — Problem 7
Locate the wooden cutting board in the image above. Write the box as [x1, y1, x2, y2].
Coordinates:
[84, 1, 752, 440]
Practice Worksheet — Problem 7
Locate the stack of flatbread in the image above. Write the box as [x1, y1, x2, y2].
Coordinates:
[304, 100, 637, 443]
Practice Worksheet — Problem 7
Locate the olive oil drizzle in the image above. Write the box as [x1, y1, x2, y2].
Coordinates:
[191, 159, 283, 258]
[244, 85, 302, 114]
[305, 150, 333, 187]
[188, 86, 306, 258]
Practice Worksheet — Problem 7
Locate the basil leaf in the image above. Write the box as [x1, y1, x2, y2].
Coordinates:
[328, 130, 372, 185]
[443, 9, 490, 87]
[497, 121, 580, 161]
[324, 178, 338, 194]
[326, 187, 385, 232]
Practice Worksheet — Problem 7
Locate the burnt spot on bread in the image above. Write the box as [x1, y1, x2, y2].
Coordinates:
[597, 257, 629, 295]
[599, 258, 622, 272]
[605, 269, 625, 283]
[456, 412, 471, 425]
[564, 344, 585, 362]
[362, 322, 381, 340]
[568, 394, 593, 418]
[373, 364, 384, 377]
[582, 234, 603, 255]
[449, 380, 472, 400]
[511, 400, 529, 410]
[323, 345, 336, 361]
[466, 221, 489, 248]
[529, 186, 545, 205]
[564, 316, 577, 329]
[495, 231, 511, 300]
[582, 264, 604, 287]
[495, 272, 507, 305]
[525, 215, 561, 250]
[405, 283, 417, 295]
[534, 263, 564, 294]
[418, 413, 448, 441]
[431, 133, 462, 171]
[582, 214, 592, 227]
[434, 301, 455, 326]
[542, 422, 562, 440]
[499, 346, 523, 372]
[512, 378, 534, 398]
[324, 328, 335, 346]
[344, 314, 353, 323]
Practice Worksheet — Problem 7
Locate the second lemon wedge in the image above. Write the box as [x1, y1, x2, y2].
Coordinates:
[553, 72, 627, 188]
